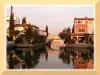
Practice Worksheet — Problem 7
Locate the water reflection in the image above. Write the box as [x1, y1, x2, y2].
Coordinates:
[59, 50, 70, 65]
[7, 45, 93, 69]
[7, 47, 49, 69]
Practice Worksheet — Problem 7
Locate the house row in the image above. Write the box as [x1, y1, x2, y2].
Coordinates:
[6, 16, 47, 40]
[71, 17, 94, 43]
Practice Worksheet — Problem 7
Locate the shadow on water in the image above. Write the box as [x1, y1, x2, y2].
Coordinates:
[59, 47, 94, 67]
[7, 46, 48, 69]
[7, 44, 94, 69]
[59, 48, 76, 66]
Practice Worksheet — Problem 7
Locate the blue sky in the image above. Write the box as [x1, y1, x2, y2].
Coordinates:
[6, 5, 94, 34]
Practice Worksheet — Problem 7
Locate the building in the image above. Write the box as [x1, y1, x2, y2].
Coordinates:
[71, 17, 94, 43]
[74, 17, 94, 34]
[7, 6, 48, 41]
[39, 30, 47, 36]
[14, 24, 39, 32]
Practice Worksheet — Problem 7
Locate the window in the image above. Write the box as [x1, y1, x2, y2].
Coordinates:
[78, 21, 81, 23]
[78, 29, 81, 32]
[78, 28, 85, 32]
[82, 29, 85, 32]
[85, 21, 88, 24]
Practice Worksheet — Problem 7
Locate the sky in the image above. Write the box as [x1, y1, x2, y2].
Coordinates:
[6, 5, 94, 34]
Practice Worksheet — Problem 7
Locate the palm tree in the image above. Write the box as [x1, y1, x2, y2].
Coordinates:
[8, 6, 15, 41]
[12, 30, 20, 40]
[24, 24, 39, 43]
[22, 17, 26, 24]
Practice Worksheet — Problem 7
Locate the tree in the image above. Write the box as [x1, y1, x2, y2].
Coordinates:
[9, 6, 14, 30]
[8, 6, 15, 41]
[59, 27, 71, 44]
[72, 25, 74, 33]
[64, 27, 71, 44]
[22, 17, 26, 24]
[13, 30, 20, 37]
[24, 24, 39, 43]
[59, 32, 66, 40]
[45, 25, 48, 36]
[12, 30, 20, 40]
[63, 28, 67, 32]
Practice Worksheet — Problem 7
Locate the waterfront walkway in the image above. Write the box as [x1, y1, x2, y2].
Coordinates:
[65, 43, 93, 48]
[15, 43, 45, 48]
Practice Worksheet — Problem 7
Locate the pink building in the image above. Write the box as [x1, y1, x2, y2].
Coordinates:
[72, 17, 94, 43]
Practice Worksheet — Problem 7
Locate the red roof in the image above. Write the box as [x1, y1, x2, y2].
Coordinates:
[15, 24, 39, 29]
[74, 17, 94, 20]
[15, 24, 28, 27]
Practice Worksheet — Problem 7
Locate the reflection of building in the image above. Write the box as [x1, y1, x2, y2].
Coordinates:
[74, 57, 93, 69]
[74, 57, 87, 69]
[71, 17, 94, 43]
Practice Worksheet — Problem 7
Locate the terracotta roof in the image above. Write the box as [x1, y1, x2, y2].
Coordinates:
[15, 24, 29, 27]
[74, 17, 94, 20]
[75, 24, 87, 26]
[15, 24, 39, 29]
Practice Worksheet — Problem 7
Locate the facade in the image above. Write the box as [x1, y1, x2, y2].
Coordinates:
[74, 17, 94, 34]
[14, 24, 26, 31]
[39, 30, 47, 36]
[72, 17, 94, 43]
[14, 24, 39, 31]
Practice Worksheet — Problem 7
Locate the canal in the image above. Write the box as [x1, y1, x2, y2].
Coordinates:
[7, 45, 94, 69]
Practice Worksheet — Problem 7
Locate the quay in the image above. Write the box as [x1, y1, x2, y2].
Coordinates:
[7, 43, 46, 50]
[60, 43, 94, 53]
[65, 43, 93, 48]
[15, 43, 45, 48]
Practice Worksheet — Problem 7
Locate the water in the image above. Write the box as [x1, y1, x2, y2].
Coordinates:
[7, 45, 94, 69]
